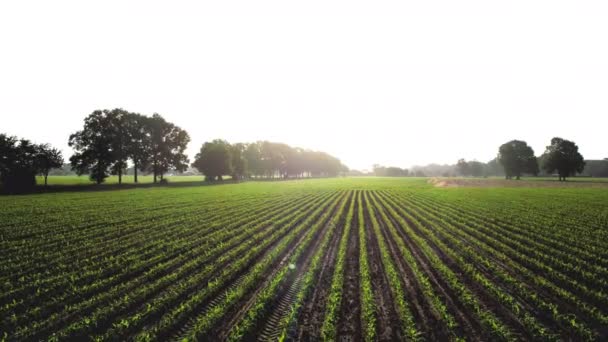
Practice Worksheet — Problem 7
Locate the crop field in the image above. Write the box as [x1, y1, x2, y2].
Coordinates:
[1, 178, 607, 341]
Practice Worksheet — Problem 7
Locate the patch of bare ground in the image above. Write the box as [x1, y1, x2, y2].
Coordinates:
[428, 177, 608, 188]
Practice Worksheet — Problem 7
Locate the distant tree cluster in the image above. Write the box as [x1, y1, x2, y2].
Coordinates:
[373, 165, 409, 177]
[192, 140, 346, 181]
[69, 109, 190, 184]
[0, 134, 63, 192]
[495, 137, 585, 181]
[579, 159, 608, 177]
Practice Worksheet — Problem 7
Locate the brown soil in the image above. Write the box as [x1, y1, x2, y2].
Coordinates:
[336, 190, 362, 342]
[296, 193, 352, 341]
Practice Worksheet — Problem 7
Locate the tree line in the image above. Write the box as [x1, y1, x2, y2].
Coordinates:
[192, 140, 347, 181]
[456, 138, 585, 181]
[68, 109, 190, 184]
[372, 137, 588, 181]
[1, 108, 346, 192]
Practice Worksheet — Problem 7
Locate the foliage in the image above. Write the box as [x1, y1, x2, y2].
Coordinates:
[0, 134, 63, 192]
[193, 140, 345, 180]
[34, 144, 64, 186]
[146, 113, 190, 183]
[498, 140, 538, 179]
[373, 164, 409, 177]
[69, 110, 190, 184]
[541, 137, 585, 181]
[192, 139, 232, 181]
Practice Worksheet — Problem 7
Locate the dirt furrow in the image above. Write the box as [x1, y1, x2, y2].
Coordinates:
[295, 192, 351, 341]
[336, 191, 361, 342]
[369, 194, 442, 340]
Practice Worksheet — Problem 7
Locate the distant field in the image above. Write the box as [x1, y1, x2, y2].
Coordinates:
[36, 175, 206, 185]
[1, 178, 607, 340]
[428, 176, 608, 189]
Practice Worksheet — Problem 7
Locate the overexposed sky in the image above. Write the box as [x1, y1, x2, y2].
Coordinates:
[1, 1, 607, 170]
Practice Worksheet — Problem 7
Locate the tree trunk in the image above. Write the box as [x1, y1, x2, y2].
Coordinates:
[44, 173, 48, 187]
[153, 161, 157, 183]
[118, 167, 122, 185]
[134, 161, 138, 184]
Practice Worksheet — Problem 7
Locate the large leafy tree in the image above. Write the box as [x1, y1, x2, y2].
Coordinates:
[147, 113, 190, 183]
[498, 140, 538, 180]
[34, 144, 64, 186]
[69, 110, 116, 184]
[541, 137, 585, 181]
[192, 139, 232, 181]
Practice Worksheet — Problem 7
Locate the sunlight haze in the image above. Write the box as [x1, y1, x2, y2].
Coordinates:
[1, 1, 607, 170]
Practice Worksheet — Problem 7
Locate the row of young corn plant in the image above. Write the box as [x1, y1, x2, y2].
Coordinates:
[91, 192, 338, 342]
[362, 191, 420, 340]
[0, 192, 307, 323]
[0, 192, 253, 274]
[227, 191, 351, 341]
[13, 192, 336, 341]
[366, 192, 461, 340]
[372, 192, 514, 341]
[174, 192, 346, 342]
[413, 191, 608, 271]
[275, 191, 355, 341]
[423, 190, 608, 261]
[319, 190, 357, 341]
[357, 191, 377, 342]
[409, 192, 608, 313]
[396, 192, 601, 339]
[383, 191, 589, 340]
[383, 191, 558, 339]
[411, 192, 608, 285]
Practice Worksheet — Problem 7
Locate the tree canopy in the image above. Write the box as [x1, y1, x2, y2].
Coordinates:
[498, 140, 538, 179]
[373, 165, 409, 177]
[69, 109, 190, 184]
[192, 139, 233, 181]
[193, 140, 346, 181]
[541, 137, 585, 181]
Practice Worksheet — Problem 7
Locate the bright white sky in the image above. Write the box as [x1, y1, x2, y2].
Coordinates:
[1, 1, 607, 170]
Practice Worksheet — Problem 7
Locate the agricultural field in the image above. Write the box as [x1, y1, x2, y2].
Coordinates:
[1, 178, 607, 341]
